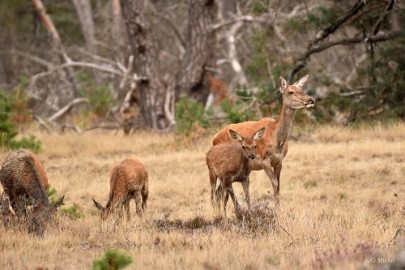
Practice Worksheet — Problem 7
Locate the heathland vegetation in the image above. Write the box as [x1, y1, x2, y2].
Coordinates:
[0, 122, 404, 269]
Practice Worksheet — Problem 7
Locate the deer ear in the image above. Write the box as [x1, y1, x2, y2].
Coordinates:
[229, 129, 243, 142]
[53, 195, 65, 208]
[293, 74, 309, 87]
[253, 127, 265, 141]
[93, 198, 104, 210]
[279, 77, 287, 94]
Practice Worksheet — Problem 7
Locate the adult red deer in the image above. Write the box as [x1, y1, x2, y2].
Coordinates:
[212, 75, 315, 202]
[0, 149, 64, 235]
[93, 158, 149, 222]
[206, 127, 264, 216]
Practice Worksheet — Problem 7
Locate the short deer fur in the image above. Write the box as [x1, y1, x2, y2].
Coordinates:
[0, 149, 64, 235]
[213, 75, 315, 203]
[206, 127, 265, 216]
[93, 158, 149, 222]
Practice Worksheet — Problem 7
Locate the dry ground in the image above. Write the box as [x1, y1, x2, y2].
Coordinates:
[0, 122, 405, 270]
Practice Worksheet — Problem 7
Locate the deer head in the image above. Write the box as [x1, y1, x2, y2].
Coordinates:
[28, 195, 64, 236]
[229, 127, 265, 160]
[279, 75, 315, 109]
[92, 198, 111, 221]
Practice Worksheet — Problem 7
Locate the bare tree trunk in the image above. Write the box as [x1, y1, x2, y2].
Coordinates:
[217, 0, 247, 87]
[111, 0, 126, 51]
[71, 0, 101, 84]
[0, 57, 6, 88]
[31, 0, 77, 106]
[71, 0, 96, 53]
[221, 0, 236, 19]
[175, 0, 217, 104]
[120, 0, 165, 129]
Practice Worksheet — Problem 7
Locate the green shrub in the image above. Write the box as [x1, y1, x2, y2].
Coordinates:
[93, 249, 133, 270]
[220, 87, 262, 123]
[0, 91, 41, 153]
[47, 185, 65, 205]
[175, 96, 211, 136]
[81, 84, 116, 117]
[78, 71, 116, 117]
[61, 203, 84, 220]
[9, 135, 41, 153]
[0, 91, 18, 147]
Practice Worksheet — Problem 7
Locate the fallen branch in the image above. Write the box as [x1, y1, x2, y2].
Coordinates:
[60, 124, 82, 133]
[48, 98, 89, 122]
[33, 115, 52, 133]
[84, 124, 121, 132]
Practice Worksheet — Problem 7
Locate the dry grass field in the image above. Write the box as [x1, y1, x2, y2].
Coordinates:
[0, 122, 405, 270]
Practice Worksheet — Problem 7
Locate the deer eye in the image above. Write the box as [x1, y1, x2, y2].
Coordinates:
[242, 146, 246, 150]
[288, 90, 294, 94]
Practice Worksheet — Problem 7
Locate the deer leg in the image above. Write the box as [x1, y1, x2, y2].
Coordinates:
[274, 163, 282, 200]
[134, 191, 143, 219]
[226, 184, 240, 216]
[241, 178, 251, 212]
[226, 185, 240, 213]
[124, 199, 131, 222]
[209, 170, 218, 210]
[222, 185, 229, 218]
[215, 182, 224, 211]
[262, 159, 280, 203]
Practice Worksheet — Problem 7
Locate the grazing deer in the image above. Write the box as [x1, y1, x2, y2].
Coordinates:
[93, 158, 149, 222]
[206, 127, 265, 216]
[21, 148, 49, 190]
[0, 149, 64, 235]
[213, 75, 315, 203]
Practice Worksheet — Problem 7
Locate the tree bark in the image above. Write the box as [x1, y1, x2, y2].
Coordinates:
[71, 0, 96, 53]
[31, 0, 77, 111]
[120, 0, 165, 129]
[71, 0, 101, 83]
[111, 0, 126, 50]
[0, 57, 6, 88]
[175, 0, 217, 104]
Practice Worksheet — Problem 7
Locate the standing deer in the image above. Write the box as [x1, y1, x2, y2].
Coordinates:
[0, 149, 64, 235]
[206, 127, 265, 216]
[213, 75, 315, 203]
[93, 158, 149, 222]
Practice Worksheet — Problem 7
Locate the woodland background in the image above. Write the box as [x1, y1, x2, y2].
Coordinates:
[0, 0, 404, 137]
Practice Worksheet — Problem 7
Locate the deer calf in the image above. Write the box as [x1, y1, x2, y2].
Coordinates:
[93, 158, 149, 222]
[206, 127, 265, 216]
[0, 149, 64, 236]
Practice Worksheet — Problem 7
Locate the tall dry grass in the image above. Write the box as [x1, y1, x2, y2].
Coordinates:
[0, 122, 404, 269]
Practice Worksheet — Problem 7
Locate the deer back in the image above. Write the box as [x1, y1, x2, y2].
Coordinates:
[21, 149, 49, 190]
[105, 158, 148, 210]
[206, 143, 251, 180]
[0, 149, 49, 207]
[212, 118, 276, 159]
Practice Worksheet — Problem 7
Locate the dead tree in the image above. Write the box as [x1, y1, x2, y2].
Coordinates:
[120, 0, 166, 129]
[30, 0, 77, 111]
[175, 0, 217, 105]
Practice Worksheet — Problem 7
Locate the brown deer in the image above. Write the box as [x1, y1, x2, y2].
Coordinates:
[0, 149, 64, 235]
[93, 158, 149, 222]
[206, 127, 265, 216]
[21, 148, 49, 190]
[213, 75, 315, 203]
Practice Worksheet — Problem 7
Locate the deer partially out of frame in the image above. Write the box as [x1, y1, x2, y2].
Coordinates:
[0, 149, 64, 235]
[206, 127, 265, 216]
[213, 75, 315, 203]
[93, 158, 149, 222]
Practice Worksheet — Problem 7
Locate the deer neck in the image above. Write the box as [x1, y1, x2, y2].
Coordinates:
[274, 102, 295, 150]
